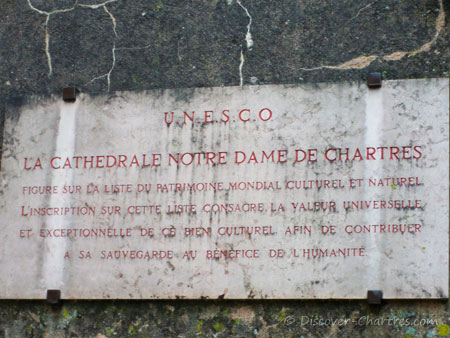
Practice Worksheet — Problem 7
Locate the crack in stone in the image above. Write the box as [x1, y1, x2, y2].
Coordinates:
[301, 0, 445, 71]
[236, 0, 253, 87]
[44, 16, 52, 77]
[236, 0, 253, 50]
[349, 1, 376, 21]
[239, 48, 245, 87]
[84, 5, 154, 92]
[28, 0, 154, 92]
[26, 0, 119, 78]
[78, 0, 117, 10]
[84, 5, 117, 91]
[383, 0, 445, 60]
[300, 55, 378, 71]
[27, 0, 79, 77]
[26, 0, 78, 16]
[104, 4, 117, 38]
[84, 41, 153, 91]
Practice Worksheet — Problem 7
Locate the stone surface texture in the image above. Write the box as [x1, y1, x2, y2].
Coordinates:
[0, 0, 449, 336]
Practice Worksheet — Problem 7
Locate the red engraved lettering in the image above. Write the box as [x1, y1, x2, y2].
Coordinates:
[164, 112, 174, 125]
[204, 110, 213, 123]
[184, 111, 194, 123]
[50, 157, 61, 169]
[238, 109, 250, 122]
[259, 108, 272, 121]
[221, 110, 230, 122]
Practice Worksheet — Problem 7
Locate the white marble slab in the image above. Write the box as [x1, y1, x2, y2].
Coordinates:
[0, 79, 448, 299]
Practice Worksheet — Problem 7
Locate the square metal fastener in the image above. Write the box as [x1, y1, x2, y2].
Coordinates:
[46, 289, 61, 305]
[367, 72, 382, 88]
[63, 87, 76, 102]
[367, 290, 383, 304]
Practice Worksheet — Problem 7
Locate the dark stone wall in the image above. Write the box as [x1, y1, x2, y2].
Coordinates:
[0, 0, 449, 337]
[1, 0, 448, 98]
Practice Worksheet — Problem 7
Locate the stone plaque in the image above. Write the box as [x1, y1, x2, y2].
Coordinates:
[0, 79, 448, 299]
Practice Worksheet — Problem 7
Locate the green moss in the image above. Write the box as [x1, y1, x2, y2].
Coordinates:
[196, 320, 204, 334]
[128, 325, 136, 335]
[277, 311, 288, 322]
[63, 308, 70, 319]
[213, 322, 225, 332]
[437, 324, 450, 336]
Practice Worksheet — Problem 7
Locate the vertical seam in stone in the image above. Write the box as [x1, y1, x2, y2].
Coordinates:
[44, 16, 52, 77]
[236, 0, 253, 87]
[239, 48, 245, 87]
[236, 0, 253, 50]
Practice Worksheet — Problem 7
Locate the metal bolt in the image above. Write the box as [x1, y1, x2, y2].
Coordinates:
[46, 289, 61, 305]
[367, 290, 383, 304]
[63, 87, 76, 102]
